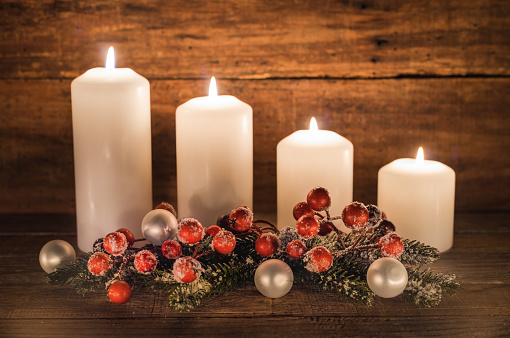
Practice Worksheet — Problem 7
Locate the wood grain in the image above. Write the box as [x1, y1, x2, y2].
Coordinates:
[0, 0, 509, 80]
[1, 78, 509, 213]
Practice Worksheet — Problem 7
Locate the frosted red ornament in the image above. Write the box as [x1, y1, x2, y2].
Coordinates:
[205, 225, 222, 238]
[161, 239, 182, 260]
[296, 215, 320, 239]
[103, 231, 128, 256]
[229, 206, 253, 232]
[286, 240, 306, 259]
[341, 202, 369, 230]
[212, 229, 236, 254]
[255, 233, 280, 257]
[306, 187, 331, 211]
[177, 218, 205, 245]
[173, 256, 202, 283]
[134, 250, 158, 274]
[292, 201, 314, 221]
[378, 233, 404, 258]
[304, 246, 333, 273]
[116, 228, 135, 247]
[87, 252, 111, 276]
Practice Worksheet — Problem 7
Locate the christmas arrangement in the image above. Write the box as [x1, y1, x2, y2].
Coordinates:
[43, 187, 460, 311]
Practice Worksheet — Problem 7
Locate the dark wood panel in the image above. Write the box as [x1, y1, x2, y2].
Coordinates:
[0, 0, 509, 79]
[1, 78, 508, 213]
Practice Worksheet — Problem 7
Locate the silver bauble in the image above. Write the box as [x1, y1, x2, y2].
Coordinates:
[141, 209, 178, 245]
[39, 240, 76, 273]
[254, 259, 294, 298]
[367, 257, 408, 298]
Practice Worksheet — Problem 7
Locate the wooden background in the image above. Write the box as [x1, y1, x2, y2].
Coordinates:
[1, 0, 509, 215]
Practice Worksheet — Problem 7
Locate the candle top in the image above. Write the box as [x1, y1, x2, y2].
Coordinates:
[383, 148, 454, 175]
[279, 117, 352, 148]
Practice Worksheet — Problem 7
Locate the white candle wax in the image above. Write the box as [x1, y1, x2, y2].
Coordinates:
[71, 47, 152, 252]
[277, 118, 353, 230]
[377, 147, 455, 252]
[176, 77, 253, 226]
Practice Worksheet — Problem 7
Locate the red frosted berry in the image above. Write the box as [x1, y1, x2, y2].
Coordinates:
[292, 201, 315, 221]
[365, 204, 383, 229]
[229, 206, 253, 232]
[296, 215, 320, 239]
[161, 239, 182, 259]
[255, 233, 280, 257]
[108, 280, 132, 304]
[307, 187, 331, 211]
[154, 202, 177, 217]
[341, 202, 369, 230]
[375, 220, 396, 238]
[378, 232, 404, 258]
[318, 221, 335, 236]
[173, 256, 202, 283]
[212, 230, 236, 254]
[286, 240, 307, 259]
[87, 252, 111, 276]
[134, 250, 158, 274]
[116, 228, 135, 247]
[103, 231, 128, 256]
[177, 218, 205, 245]
[304, 246, 333, 273]
[205, 225, 222, 237]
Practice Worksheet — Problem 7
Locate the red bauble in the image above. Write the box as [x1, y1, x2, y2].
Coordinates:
[292, 201, 315, 221]
[255, 233, 279, 257]
[229, 206, 253, 232]
[305, 246, 333, 272]
[103, 231, 128, 256]
[134, 250, 158, 273]
[154, 202, 177, 217]
[87, 252, 111, 276]
[177, 218, 205, 245]
[378, 233, 404, 258]
[173, 256, 202, 283]
[205, 225, 222, 238]
[296, 215, 320, 239]
[212, 230, 236, 254]
[116, 228, 135, 247]
[286, 239, 307, 259]
[161, 239, 182, 259]
[306, 187, 331, 211]
[108, 280, 132, 304]
[341, 202, 369, 230]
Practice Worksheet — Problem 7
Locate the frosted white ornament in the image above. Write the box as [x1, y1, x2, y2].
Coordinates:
[39, 240, 76, 274]
[141, 209, 178, 245]
[254, 259, 294, 298]
[367, 257, 408, 298]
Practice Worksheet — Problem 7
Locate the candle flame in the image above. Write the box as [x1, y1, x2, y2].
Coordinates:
[105, 46, 115, 70]
[209, 76, 218, 97]
[416, 147, 425, 166]
[309, 117, 319, 131]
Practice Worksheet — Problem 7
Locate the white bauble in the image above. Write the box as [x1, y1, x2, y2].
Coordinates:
[254, 259, 294, 299]
[39, 240, 76, 273]
[141, 209, 178, 245]
[367, 257, 408, 298]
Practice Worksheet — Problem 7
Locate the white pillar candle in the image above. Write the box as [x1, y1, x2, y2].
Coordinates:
[277, 117, 353, 230]
[71, 47, 152, 252]
[377, 147, 455, 252]
[176, 77, 253, 226]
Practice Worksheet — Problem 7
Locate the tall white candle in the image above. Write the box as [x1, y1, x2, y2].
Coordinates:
[71, 47, 152, 252]
[277, 117, 353, 230]
[176, 77, 253, 227]
[377, 147, 455, 252]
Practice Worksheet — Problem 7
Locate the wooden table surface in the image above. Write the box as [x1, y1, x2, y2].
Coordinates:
[1, 212, 509, 337]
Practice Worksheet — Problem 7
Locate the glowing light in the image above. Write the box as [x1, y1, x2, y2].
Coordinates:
[416, 147, 425, 166]
[309, 117, 318, 131]
[209, 76, 218, 97]
[105, 46, 115, 70]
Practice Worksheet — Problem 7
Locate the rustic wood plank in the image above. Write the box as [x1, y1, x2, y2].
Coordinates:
[1, 0, 509, 79]
[1, 78, 509, 213]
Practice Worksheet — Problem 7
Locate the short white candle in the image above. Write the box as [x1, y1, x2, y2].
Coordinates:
[71, 47, 152, 252]
[377, 147, 455, 252]
[277, 117, 353, 230]
[176, 77, 253, 226]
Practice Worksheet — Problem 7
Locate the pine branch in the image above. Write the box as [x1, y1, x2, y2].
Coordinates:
[402, 267, 461, 307]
